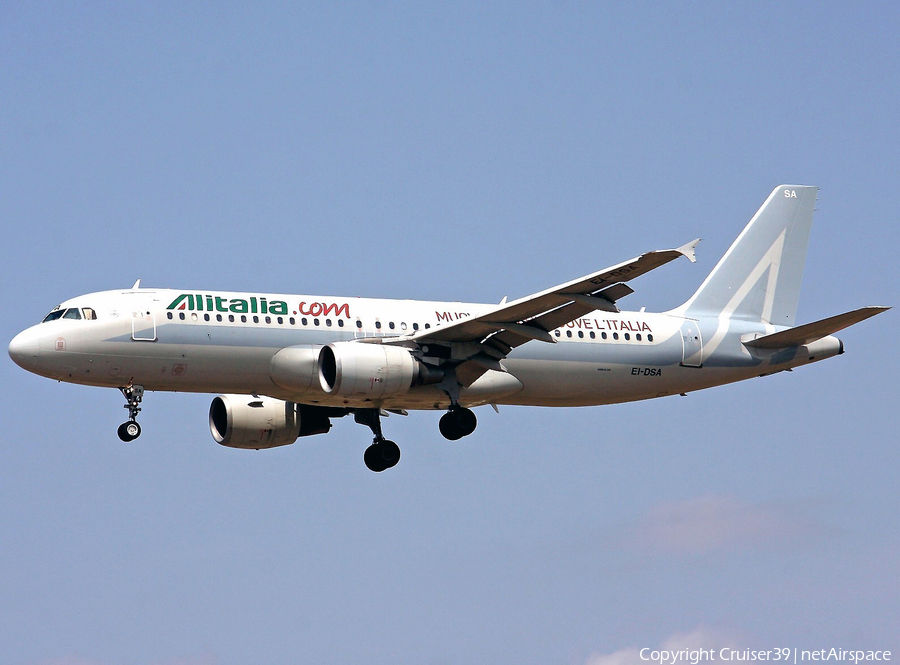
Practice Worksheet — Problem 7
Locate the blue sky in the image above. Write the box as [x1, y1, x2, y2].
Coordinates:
[1, 3, 897, 664]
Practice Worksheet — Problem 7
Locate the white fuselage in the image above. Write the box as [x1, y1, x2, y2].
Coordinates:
[9, 287, 842, 411]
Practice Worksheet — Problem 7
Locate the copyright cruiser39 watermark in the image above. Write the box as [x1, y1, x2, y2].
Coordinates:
[640, 649, 891, 665]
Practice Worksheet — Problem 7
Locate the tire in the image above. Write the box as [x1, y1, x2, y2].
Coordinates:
[364, 440, 401, 472]
[439, 412, 463, 440]
[117, 421, 141, 442]
[455, 408, 477, 436]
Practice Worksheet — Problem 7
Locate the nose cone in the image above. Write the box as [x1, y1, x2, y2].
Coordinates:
[9, 326, 43, 372]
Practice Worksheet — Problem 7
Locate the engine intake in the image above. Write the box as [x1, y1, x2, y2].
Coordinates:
[209, 395, 332, 449]
[318, 342, 443, 399]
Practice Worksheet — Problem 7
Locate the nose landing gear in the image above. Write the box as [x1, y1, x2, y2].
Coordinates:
[117, 384, 144, 442]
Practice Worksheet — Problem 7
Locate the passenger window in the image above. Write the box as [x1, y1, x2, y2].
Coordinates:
[241, 315, 247, 323]
[178, 312, 185, 321]
[578, 331, 584, 338]
[601, 332, 608, 340]
[63, 308, 82, 320]
[613, 332, 619, 340]
[389, 322, 395, 330]
[566, 330, 572, 338]
[648, 334, 654, 342]
[375, 321, 382, 330]
[167, 312, 173, 320]
[590, 331, 596, 339]
[413, 323, 419, 331]
[325, 319, 332, 327]
[338, 319, 344, 327]
[204, 314, 210, 322]
[265, 316, 271, 324]
[624, 333, 630, 341]
[229, 315, 235, 322]
[636, 334, 642, 341]
[253, 316, 259, 323]
[356, 319, 362, 329]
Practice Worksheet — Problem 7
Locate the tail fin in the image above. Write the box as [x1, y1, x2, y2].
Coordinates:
[677, 185, 817, 326]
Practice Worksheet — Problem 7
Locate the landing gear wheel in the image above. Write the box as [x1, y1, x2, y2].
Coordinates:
[364, 439, 401, 473]
[117, 420, 141, 442]
[439, 407, 477, 441]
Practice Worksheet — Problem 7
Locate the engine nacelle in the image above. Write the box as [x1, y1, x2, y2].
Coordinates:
[270, 344, 321, 394]
[209, 395, 332, 449]
[318, 342, 443, 400]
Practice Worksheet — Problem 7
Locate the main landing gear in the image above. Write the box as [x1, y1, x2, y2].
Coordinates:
[355, 409, 401, 473]
[439, 406, 477, 441]
[354, 405, 479, 472]
[117, 384, 144, 442]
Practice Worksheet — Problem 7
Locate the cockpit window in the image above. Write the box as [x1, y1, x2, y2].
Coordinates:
[42, 309, 65, 323]
[82, 308, 97, 320]
[63, 308, 82, 320]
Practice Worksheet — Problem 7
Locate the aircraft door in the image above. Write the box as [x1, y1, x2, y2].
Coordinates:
[131, 303, 157, 341]
[680, 320, 703, 367]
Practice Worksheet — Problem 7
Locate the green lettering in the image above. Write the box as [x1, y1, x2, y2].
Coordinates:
[215, 297, 229, 312]
[229, 299, 248, 314]
[269, 300, 288, 315]
[167, 294, 189, 310]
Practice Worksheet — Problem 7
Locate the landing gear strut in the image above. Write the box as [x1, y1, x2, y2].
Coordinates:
[355, 409, 401, 473]
[117, 384, 144, 442]
[439, 406, 477, 441]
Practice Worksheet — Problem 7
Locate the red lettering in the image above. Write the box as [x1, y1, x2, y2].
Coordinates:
[436, 311, 453, 322]
[299, 301, 351, 318]
[322, 302, 350, 318]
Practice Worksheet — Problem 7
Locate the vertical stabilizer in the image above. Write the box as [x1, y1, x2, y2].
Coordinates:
[677, 185, 817, 326]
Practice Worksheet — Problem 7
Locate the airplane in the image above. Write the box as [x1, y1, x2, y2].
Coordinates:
[8, 185, 889, 472]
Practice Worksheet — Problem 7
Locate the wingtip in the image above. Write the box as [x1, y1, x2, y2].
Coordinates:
[677, 238, 701, 263]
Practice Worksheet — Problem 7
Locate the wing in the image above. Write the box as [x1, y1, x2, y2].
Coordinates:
[385, 239, 700, 386]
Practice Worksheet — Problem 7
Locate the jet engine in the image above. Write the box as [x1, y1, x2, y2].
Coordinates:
[318, 342, 443, 400]
[209, 394, 332, 449]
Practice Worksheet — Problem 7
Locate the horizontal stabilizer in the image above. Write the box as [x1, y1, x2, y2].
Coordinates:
[743, 306, 890, 349]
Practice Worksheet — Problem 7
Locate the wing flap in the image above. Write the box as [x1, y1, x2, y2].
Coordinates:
[742, 306, 890, 349]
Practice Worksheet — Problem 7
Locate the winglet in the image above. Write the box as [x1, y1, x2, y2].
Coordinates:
[131, 279, 141, 290]
[677, 238, 701, 264]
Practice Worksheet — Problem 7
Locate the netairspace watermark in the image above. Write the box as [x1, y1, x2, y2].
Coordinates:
[640, 649, 892, 665]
